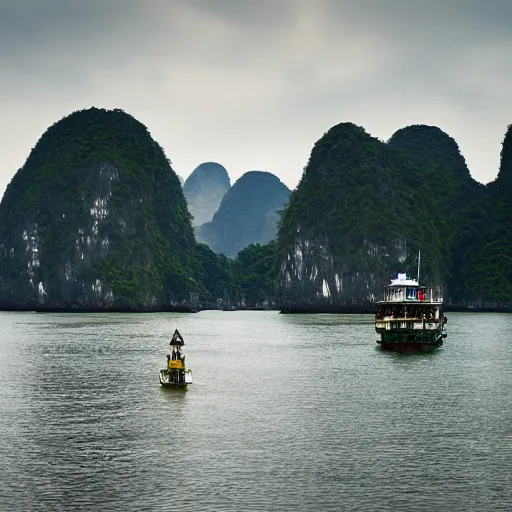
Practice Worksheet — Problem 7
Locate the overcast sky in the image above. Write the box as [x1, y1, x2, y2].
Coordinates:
[1, 0, 511, 199]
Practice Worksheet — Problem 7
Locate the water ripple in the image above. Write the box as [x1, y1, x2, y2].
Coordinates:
[0, 311, 511, 511]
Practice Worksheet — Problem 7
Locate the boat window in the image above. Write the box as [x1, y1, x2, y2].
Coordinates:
[406, 287, 417, 300]
[391, 288, 404, 301]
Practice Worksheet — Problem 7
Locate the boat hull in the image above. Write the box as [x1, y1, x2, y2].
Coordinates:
[376, 332, 445, 353]
[159, 368, 192, 389]
[378, 341, 442, 353]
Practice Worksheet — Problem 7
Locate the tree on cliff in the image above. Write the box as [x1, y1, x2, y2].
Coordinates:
[234, 241, 277, 307]
[192, 242, 241, 307]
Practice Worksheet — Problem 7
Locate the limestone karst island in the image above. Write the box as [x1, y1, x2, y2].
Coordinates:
[0, 107, 511, 313]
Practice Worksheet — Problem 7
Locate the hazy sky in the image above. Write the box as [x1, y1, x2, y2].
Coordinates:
[1, 0, 511, 199]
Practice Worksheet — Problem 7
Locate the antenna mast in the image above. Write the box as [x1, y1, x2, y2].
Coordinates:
[417, 250, 421, 283]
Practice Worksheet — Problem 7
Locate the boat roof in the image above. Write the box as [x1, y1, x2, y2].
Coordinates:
[170, 329, 185, 346]
[387, 272, 420, 287]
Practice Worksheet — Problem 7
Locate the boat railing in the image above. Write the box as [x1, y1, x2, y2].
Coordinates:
[384, 286, 443, 303]
[375, 318, 441, 331]
[379, 315, 440, 322]
[383, 296, 443, 303]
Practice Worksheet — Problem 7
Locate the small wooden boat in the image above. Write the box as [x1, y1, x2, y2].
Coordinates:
[159, 329, 192, 389]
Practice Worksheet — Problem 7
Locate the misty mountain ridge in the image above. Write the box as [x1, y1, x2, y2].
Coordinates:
[183, 162, 231, 226]
[197, 171, 291, 258]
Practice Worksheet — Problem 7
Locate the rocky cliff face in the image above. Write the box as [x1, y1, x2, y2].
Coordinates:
[452, 124, 512, 309]
[197, 171, 291, 258]
[0, 107, 197, 311]
[388, 124, 486, 304]
[183, 162, 230, 226]
[276, 123, 445, 312]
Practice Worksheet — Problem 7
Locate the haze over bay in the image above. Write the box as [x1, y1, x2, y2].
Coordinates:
[2, 0, 512, 199]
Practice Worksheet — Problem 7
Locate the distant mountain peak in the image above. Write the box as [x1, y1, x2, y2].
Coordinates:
[197, 170, 291, 258]
[183, 162, 230, 226]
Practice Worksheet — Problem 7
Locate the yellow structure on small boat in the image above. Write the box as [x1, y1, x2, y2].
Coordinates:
[159, 329, 192, 389]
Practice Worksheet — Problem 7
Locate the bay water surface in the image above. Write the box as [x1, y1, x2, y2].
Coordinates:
[1, 310, 511, 511]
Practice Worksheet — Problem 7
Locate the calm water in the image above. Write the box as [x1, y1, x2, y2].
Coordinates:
[1, 310, 511, 511]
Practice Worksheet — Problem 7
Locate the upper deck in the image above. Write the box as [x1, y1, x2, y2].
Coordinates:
[376, 272, 443, 304]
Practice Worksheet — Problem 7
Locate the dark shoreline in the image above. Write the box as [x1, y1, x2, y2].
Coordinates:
[0, 305, 199, 314]
[279, 306, 375, 314]
[1, 305, 511, 314]
[444, 306, 512, 313]
[281, 306, 512, 314]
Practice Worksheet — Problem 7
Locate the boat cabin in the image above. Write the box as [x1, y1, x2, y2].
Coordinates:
[383, 273, 425, 302]
[375, 272, 445, 326]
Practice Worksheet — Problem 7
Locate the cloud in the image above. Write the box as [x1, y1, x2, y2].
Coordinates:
[0, 0, 511, 200]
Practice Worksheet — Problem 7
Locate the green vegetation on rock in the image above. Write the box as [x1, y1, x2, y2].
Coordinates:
[192, 242, 241, 307]
[276, 123, 445, 311]
[274, 122, 512, 311]
[0, 107, 196, 310]
[234, 242, 277, 307]
[387, 125, 486, 304]
[455, 125, 512, 305]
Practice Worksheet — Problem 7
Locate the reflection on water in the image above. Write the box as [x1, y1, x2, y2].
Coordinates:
[1, 310, 512, 511]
